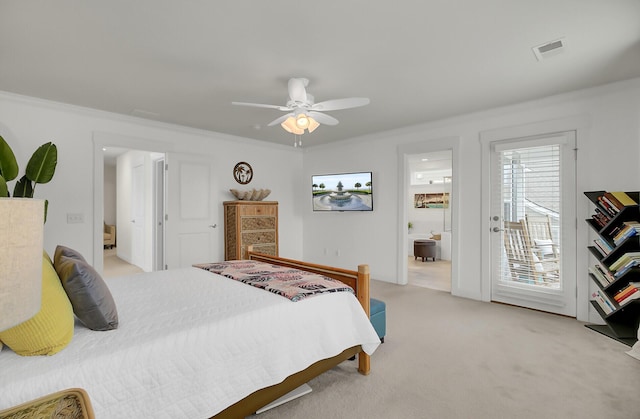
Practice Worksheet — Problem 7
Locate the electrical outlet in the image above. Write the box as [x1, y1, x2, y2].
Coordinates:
[67, 213, 84, 224]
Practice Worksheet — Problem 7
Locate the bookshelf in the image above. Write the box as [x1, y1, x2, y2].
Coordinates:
[584, 191, 640, 346]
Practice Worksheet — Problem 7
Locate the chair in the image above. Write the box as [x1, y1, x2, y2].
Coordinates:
[503, 219, 559, 284]
[0, 388, 95, 419]
[103, 223, 116, 249]
[525, 214, 559, 260]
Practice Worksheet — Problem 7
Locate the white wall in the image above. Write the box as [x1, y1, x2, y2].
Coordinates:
[103, 164, 117, 226]
[0, 92, 305, 267]
[302, 78, 640, 322]
[2, 77, 639, 323]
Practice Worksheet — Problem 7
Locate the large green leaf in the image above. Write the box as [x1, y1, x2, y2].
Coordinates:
[0, 135, 19, 182]
[13, 175, 34, 198]
[0, 175, 9, 197]
[25, 142, 57, 184]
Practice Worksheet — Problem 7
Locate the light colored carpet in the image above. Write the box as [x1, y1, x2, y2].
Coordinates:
[408, 257, 451, 292]
[253, 280, 640, 419]
[103, 248, 143, 278]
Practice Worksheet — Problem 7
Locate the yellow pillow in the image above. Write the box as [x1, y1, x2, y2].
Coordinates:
[0, 255, 74, 356]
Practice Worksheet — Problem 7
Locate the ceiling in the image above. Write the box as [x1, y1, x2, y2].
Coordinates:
[1, 1, 639, 148]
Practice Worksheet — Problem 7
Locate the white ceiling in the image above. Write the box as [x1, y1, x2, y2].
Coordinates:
[1, 1, 639, 148]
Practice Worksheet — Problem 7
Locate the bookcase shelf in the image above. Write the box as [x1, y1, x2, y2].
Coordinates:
[584, 191, 640, 347]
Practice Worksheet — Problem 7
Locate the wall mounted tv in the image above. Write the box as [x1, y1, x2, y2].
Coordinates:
[312, 172, 373, 212]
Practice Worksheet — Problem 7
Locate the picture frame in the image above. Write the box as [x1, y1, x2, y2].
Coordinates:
[414, 193, 449, 209]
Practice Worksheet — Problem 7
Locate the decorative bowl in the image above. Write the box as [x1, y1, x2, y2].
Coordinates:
[230, 188, 271, 201]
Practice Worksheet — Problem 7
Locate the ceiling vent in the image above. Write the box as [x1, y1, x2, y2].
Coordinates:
[532, 38, 566, 61]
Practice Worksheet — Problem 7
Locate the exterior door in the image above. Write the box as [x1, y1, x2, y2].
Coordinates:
[489, 132, 577, 316]
[164, 153, 218, 269]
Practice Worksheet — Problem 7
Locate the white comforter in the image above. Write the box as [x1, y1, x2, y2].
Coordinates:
[0, 267, 380, 418]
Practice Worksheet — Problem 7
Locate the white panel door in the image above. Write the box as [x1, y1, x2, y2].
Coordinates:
[489, 132, 577, 316]
[165, 153, 218, 269]
[131, 163, 145, 269]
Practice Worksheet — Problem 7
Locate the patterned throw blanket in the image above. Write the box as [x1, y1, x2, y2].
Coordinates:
[193, 260, 354, 302]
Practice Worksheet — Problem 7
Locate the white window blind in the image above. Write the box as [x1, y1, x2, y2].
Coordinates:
[496, 144, 561, 287]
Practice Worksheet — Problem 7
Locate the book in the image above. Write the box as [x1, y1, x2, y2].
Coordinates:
[589, 266, 610, 287]
[597, 196, 617, 216]
[603, 192, 625, 211]
[591, 290, 614, 314]
[614, 260, 640, 278]
[591, 207, 612, 228]
[619, 288, 640, 306]
[610, 191, 638, 206]
[619, 292, 640, 306]
[593, 238, 613, 256]
[609, 252, 640, 272]
[613, 283, 639, 302]
[593, 264, 615, 285]
[612, 221, 640, 245]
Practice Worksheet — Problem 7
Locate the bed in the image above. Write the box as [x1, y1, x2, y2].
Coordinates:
[0, 247, 380, 418]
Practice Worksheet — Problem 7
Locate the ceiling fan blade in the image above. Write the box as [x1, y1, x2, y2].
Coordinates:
[311, 97, 370, 111]
[232, 102, 291, 111]
[288, 78, 308, 103]
[308, 111, 339, 126]
[267, 113, 294, 127]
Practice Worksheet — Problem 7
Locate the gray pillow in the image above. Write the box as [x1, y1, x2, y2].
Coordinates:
[54, 245, 87, 266]
[54, 254, 118, 331]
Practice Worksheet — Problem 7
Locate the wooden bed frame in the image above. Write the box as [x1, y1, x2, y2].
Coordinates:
[211, 247, 372, 418]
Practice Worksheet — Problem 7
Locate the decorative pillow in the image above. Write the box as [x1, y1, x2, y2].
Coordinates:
[0, 255, 74, 356]
[54, 244, 87, 266]
[54, 254, 118, 331]
[534, 239, 554, 256]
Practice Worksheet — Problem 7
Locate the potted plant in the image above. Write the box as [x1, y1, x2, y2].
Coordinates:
[0, 135, 57, 221]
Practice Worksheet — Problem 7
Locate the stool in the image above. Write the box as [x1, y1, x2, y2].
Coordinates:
[370, 298, 386, 343]
[414, 239, 437, 262]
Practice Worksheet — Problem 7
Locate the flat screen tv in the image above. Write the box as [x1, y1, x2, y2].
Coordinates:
[312, 172, 373, 212]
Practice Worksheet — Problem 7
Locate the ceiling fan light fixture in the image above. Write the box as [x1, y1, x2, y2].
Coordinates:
[307, 117, 320, 133]
[281, 117, 304, 135]
[296, 114, 309, 129]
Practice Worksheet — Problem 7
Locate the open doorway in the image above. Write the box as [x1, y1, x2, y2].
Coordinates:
[407, 151, 452, 292]
[102, 146, 166, 278]
[397, 137, 459, 294]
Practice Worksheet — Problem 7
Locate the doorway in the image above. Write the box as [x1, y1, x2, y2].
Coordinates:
[407, 151, 452, 292]
[486, 132, 577, 316]
[397, 137, 460, 292]
[102, 147, 166, 276]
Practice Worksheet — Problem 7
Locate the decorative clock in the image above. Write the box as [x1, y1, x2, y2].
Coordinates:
[233, 162, 253, 184]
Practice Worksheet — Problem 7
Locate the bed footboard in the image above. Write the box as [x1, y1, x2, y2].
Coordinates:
[246, 246, 371, 375]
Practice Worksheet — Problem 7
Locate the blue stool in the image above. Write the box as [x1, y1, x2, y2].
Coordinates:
[370, 298, 386, 343]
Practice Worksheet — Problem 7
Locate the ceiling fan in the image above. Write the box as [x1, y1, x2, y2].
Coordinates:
[232, 78, 370, 135]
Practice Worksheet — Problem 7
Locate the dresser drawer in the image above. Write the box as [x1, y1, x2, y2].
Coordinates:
[242, 230, 276, 245]
[241, 243, 277, 258]
[241, 216, 276, 231]
[239, 205, 277, 217]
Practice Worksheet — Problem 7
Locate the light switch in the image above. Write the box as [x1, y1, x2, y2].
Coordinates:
[67, 213, 84, 224]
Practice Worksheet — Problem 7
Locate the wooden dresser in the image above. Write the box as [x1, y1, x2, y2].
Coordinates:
[224, 201, 278, 260]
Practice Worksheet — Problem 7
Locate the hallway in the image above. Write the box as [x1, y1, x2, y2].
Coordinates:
[407, 257, 451, 292]
[103, 248, 143, 278]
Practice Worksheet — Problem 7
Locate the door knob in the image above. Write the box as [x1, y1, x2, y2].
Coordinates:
[492, 227, 503, 232]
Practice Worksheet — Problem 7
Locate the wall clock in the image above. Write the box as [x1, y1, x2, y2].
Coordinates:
[233, 162, 253, 184]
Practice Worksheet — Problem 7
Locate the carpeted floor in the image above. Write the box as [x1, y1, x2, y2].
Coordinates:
[253, 280, 640, 419]
[103, 248, 143, 278]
